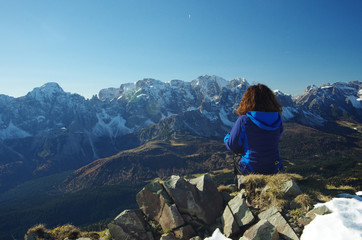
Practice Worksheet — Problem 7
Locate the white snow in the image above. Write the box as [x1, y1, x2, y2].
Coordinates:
[348, 95, 362, 108]
[204, 228, 231, 240]
[205, 193, 362, 240]
[219, 108, 234, 127]
[98, 87, 121, 101]
[302, 110, 325, 126]
[36, 115, 46, 123]
[186, 107, 198, 111]
[202, 110, 218, 122]
[191, 75, 229, 100]
[28, 82, 64, 101]
[273, 89, 285, 95]
[281, 107, 297, 120]
[301, 194, 362, 240]
[92, 110, 132, 138]
[0, 122, 31, 140]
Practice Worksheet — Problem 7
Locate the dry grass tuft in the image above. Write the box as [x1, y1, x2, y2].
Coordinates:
[291, 194, 314, 210]
[27, 224, 49, 235]
[26, 223, 106, 240]
[217, 184, 238, 193]
[52, 224, 81, 240]
[240, 173, 305, 210]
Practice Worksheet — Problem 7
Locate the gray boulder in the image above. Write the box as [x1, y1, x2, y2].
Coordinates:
[222, 204, 241, 237]
[228, 193, 255, 227]
[282, 180, 302, 197]
[136, 181, 173, 222]
[236, 175, 246, 189]
[189, 236, 203, 240]
[163, 174, 223, 225]
[158, 203, 185, 231]
[173, 225, 197, 240]
[159, 233, 178, 240]
[258, 208, 299, 240]
[241, 219, 279, 240]
[136, 180, 186, 232]
[306, 205, 331, 220]
[108, 209, 153, 240]
[222, 192, 255, 237]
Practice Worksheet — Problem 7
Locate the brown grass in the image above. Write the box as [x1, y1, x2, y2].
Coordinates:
[51, 224, 81, 240]
[240, 173, 304, 210]
[27, 224, 49, 235]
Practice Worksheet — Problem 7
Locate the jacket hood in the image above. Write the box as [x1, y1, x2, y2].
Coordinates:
[246, 111, 282, 130]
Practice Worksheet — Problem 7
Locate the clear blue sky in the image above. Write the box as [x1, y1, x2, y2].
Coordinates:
[1, 0, 361, 98]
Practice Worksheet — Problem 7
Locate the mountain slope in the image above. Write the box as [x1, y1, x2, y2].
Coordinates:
[61, 137, 232, 192]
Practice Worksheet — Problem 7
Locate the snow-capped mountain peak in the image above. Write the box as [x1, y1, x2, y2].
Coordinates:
[26, 82, 65, 101]
[38, 82, 64, 94]
[191, 75, 229, 101]
[191, 75, 229, 88]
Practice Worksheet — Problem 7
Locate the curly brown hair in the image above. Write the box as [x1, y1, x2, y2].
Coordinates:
[236, 84, 282, 116]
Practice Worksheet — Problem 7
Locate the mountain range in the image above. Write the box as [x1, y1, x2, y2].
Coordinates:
[0, 75, 361, 239]
[0, 75, 361, 193]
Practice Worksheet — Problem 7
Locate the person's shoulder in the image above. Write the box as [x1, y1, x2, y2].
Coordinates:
[236, 115, 250, 124]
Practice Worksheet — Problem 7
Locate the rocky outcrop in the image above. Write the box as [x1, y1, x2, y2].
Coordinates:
[240, 219, 279, 240]
[135, 174, 223, 239]
[283, 180, 302, 197]
[108, 209, 154, 240]
[106, 174, 315, 240]
[258, 207, 299, 240]
[26, 173, 335, 240]
[222, 193, 254, 237]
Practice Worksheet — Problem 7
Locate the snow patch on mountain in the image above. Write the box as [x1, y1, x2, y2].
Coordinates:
[0, 122, 31, 140]
[27, 82, 65, 101]
[98, 87, 121, 101]
[347, 95, 362, 108]
[192, 75, 229, 101]
[92, 110, 132, 138]
[302, 111, 325, 126]
[282, 107, 297, 120]
[202, 110, 218, 122]
[187, 107, 198, 112]
[219, 107, 234, 127]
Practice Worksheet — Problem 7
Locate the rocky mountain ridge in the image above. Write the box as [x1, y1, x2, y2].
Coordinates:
[1, 76, 361, 142]
[0, 76, 361, 192]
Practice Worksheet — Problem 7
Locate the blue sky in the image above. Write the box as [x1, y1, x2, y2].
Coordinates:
[1, 0, 361, 98]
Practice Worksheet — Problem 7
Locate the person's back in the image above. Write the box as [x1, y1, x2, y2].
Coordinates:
[224, 84, 283, 175]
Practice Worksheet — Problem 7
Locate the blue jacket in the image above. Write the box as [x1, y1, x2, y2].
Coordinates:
[224, 111, 284, 175]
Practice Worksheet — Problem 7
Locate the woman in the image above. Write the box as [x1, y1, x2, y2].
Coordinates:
[224, 83, 284, 175]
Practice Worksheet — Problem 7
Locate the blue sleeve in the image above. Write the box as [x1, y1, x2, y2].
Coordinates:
[224, 117, 244, 153]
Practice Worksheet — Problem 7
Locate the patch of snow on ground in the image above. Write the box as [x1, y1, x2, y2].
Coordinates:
[301, 194, 362, 240]
[204, 228, 231, 240]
